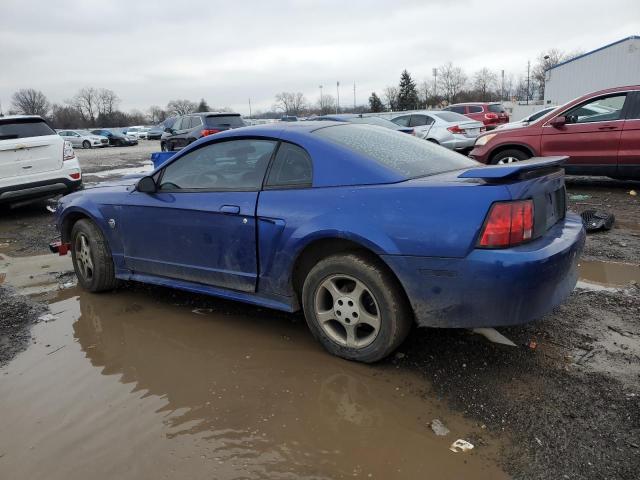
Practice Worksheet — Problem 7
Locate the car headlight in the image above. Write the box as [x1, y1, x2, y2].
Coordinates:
[475, 133, 497, 147]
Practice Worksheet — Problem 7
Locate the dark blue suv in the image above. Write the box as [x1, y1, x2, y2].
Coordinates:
[161, 112, 245, 151]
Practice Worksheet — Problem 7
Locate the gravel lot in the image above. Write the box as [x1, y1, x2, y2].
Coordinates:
[0, 144, 638, 479]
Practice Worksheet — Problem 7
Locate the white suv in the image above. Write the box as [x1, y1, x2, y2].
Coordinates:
[0, 115, 82, 205]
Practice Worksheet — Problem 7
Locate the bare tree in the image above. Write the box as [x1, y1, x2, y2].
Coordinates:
[166, 99, 197, 116]
[473, 68, 497, 101]
[97, 88, 120, 116]
[382, 86, 399, 111]
[418, 80, 432, 108]
[317, 93, 336, 114]
[69, 87, 100, 125]
[148, 105, 167, 123]
[532, 49, 582, 99]
[273, 92, 307, 116]
[11, 88, 50, 116]
[437, 63, 467, 104]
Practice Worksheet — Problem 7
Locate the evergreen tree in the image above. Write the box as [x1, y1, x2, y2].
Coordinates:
[397, 70, 419, 110]
[368, 92, 384, 112]
[197, 98, 210, 112]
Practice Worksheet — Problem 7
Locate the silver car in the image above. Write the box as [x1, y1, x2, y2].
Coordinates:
[391, 111, 485, 151]
[58, 129, 109, 149]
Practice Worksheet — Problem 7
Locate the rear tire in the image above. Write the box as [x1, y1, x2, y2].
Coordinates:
[161, 142, 170, 152]
[491, 148, 530, 165]
[82, 140, 91, 149]
[302, 253, 412, 363]
[71, 219, 118, 292]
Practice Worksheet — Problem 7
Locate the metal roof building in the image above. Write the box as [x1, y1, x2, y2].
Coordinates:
[544, 36, 640, 105]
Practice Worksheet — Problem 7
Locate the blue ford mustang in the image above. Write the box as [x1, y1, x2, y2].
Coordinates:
[52, 122, 585, 362]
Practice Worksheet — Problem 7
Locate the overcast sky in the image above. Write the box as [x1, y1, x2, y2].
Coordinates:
[1, 0, 638, 115]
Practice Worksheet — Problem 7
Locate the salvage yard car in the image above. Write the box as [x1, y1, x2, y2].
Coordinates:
[470, 85, 640, 179]
[1, 115, 82, 205]
[51, 122, 585, 362]
[58, 129, 109, 149]
[161, 112, 246, 152]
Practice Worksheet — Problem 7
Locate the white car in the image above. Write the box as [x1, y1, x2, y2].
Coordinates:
[495, 107, 558, 130]
[58, 129, 109, 148]
[123, 126, 150, 139]
[0, 116, 82, 205]
[391, 111, 485, 151]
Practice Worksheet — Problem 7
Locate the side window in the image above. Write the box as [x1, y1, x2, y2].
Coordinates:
[564, 94, 627, 124]
[172, 117, 183, 130]
[182, 117, 193, 129]
[159, 139, 277, 191]
[468, 105, 483, 113]
[193, 116, 203, 127]
[409, 115, 433, 127]
[392, 115, 411, 127]
[449, 106, 466, 114]
[626, 92, 640, 120]
[266, 142, 313, 188]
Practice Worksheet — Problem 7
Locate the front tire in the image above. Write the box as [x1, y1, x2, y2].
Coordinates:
[491, 148, 530, 165]
[71, 219, 118, 292]
[302, 253, 412, 363]
[82, 140, 91, 149]
[161, 142, 170, 152]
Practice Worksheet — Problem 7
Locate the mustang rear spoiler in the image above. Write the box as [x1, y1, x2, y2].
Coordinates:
[458, 156, 568, 180]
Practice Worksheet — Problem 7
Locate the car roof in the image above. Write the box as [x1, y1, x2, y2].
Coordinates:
[0, 115, 46, 121]
[189, 112, 241, 117]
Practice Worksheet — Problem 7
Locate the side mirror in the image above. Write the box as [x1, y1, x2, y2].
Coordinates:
[549, 116, 566, 127]
[136, 176, 157, 193]
[164, 127, 173, 133]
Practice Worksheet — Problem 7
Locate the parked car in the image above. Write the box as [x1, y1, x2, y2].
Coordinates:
[470, 85, 640, 179]
[443, 102, 509, 129]
[495, 107, 558, 130]
[281, 116, 298, 122]
[314, 114, 414, 134]
[1, 116, 82, 205]
[123, 126, 150, 139]
[51, 122, 584, 362]
[90, 129, 138, 146]
[161, 112, 246, 151]
[391, 111, 484, 151]
[58, 129, 109, 149]
[147, 118, 176, 140]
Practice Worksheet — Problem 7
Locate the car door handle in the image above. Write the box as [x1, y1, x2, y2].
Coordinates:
[597, 125, 617, 130]
[220, 205, 240, 214]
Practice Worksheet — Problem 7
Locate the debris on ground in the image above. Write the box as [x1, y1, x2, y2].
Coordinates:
[430, 419, 450, 436]
[472, 327, 517, 347]
[449, 439, 474, 453]
[580, 210, 615, 232]
[569, 194, 591, 201]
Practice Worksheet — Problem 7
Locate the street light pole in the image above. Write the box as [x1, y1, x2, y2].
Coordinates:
[526, 60, 530, 105]
[319, 85, 323, 113]
[248, 98, 252, 118]
[353, 82, 356, 111]
[336, 81, 340, 114]
[501, 69, 504, 102]
[432, 68, 437, 106]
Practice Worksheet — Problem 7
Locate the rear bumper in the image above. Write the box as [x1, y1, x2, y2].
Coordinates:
[382, 214, 585, 328]
[0, 177, 82, 204]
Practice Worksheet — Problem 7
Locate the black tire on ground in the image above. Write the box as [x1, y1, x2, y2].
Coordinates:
[70, 219, 118, 292]
[301, 253, 412, 363]
[82, 140, 91, 149]
[490, 148, 530, 165]
[161, 142, 170, 152]
[116, 139, 123, 147]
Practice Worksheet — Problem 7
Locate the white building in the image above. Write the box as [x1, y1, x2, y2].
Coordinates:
[544, 36, 640, 105]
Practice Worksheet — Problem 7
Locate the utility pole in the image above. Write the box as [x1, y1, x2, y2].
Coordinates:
[248, 98, 252, 118]
[526, 60, 530, 105]
[432, 68, 438, 105]
[501, 70, 504, 102]
[336, 81, 340, 114]
[353, 82, 356, 111]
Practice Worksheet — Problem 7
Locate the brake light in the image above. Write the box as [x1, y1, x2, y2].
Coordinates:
[63, 141, 75, 161]
[478, 200, 534, 248]
[447, 125, 464, 134]
[201, 129, 220, 137]
[484, 113, 498, 120]
[70, 172, 81, 180]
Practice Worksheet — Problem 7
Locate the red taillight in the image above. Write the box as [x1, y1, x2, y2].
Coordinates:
[484, 113, 498, 120]
[70, 172, 81, 180]
[201, 129, 220, 137]
[478, 200, 534, 248]
[447, 125, 464, 134]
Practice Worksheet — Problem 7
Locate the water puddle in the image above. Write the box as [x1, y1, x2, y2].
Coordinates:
[0, 258, 508, 479]
[578, 260, 640, 289]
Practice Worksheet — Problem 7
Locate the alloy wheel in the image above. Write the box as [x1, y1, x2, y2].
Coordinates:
[314, 274, 381, 349]
[75, 233, 94, 282]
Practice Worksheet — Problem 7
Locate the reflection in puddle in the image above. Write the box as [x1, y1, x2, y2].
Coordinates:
[578, 260, 640, 288]
[0, 288, 507, 480]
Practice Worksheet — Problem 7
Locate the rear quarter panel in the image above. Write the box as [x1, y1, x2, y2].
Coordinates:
[256, 177, 512, 297]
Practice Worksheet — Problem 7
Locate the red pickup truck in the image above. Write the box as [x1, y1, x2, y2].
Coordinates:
[470, 85, 640, 180]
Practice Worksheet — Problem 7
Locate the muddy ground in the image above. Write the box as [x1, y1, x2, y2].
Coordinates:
[0, 145, 639, 479]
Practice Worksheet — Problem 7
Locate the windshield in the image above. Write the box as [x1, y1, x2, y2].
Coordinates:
[314, 124, 477, 178]
[0, 118, 55, 140]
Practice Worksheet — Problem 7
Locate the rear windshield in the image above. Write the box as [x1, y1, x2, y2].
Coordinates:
[205, 115, 245, 128]
[314, 124, 477, 178]
[433, 111, 470, 122]
[488, 104, 505, 113]
[0, 118, 55, 140]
